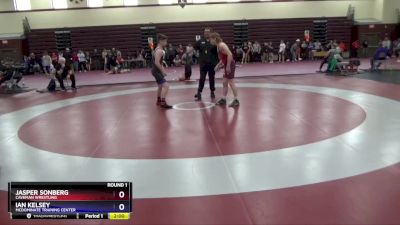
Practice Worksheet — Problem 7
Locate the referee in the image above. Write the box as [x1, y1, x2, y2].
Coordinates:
[194, 27, 219, 101]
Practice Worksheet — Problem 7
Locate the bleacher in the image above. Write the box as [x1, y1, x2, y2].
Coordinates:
[26, 16, 353, 55]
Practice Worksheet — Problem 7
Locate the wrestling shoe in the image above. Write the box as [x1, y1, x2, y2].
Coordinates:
[210, 91, 216, 99]
[194, 92, 202, 101]
[160, 102, 173, 109]
[229, 99, 240, 107]
[216, 98, 227, 105]
[156, 97, 162, 106]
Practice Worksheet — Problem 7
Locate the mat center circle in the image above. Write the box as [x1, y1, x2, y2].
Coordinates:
[173, 101, 216, 110]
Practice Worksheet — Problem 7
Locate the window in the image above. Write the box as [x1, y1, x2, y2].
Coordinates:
[52, 0, 68, 9]
[13, 0, 31, 11]
[158, 0, 173, 5]
[124, 0, 138, 6]
[87, 0, 103, 8]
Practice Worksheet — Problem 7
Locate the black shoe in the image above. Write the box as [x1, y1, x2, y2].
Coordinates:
[194, 93, 202, 101]
[156, 97, 162, 106]
[216, 98, 227, 105]
[161, 103, 173, 109]
[211, 92, 215, 99]
[229, 99, 240, 107]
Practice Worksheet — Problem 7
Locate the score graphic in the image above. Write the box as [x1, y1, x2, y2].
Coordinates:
[8, 182, 132, 220]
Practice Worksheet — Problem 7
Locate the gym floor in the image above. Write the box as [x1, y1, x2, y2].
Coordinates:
[1, 72, 400, 224]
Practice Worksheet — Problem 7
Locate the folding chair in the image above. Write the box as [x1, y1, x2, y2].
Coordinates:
[338, 60, 360, 75]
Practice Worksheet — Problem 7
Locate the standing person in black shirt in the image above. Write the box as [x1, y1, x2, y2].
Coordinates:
[194, 27, 219, 101]
[63, 48, 73, 66]
[92, 49, 101, 70]
[362, 40, 369, 57]
[166, 44, 176, 67]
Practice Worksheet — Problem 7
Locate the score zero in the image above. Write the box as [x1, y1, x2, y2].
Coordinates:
[117, 191, 126, 211]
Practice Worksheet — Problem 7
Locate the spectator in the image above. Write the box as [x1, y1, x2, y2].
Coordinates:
[285, 41, 291, 62]
[181, 45, 194, 80]
[241, 42, 251, 64]
[314, 40, 322, 52]
[247, 41, 253, 62]
[234, 45, 243, 62]
[338, 42, 346, 53]
[230, 45, 236, 61]
[51, 52, 59, 65]
[139, 49, 147, 67]
[63, 48, 72, 66]
[301, 41, 308, 60]
[382, 37, 391, 50]
[22, 56, 29, 73]
[326, 40, 334, 50]
[252, 41, 261, 62]
[106, 52, 113, 73]
[308, 41, 315, 60]
[176, 44, 184, 58]
[173, 55, 182, 67]
[290, 40, 301, 62]
[133, 51, 144, 68]
[92, 49, 101, 70]
[77, 50, 87, 72]
[393, 39, 400, 62]
[132, 51, 139, 68]
[42, 51, 52, 75]
[296, 39, 302, 60]
[278, 40, 286, 63]
[267, 41, 274, 63]
[111, 48, 117, 57]
[193, 48, 199, 64]
[107, 53, 118, 75]
[370, 43, 390, 71]
[85, 51, 92, 71]
[71, 51, 79, 72]
[351, 39, 360, 58]
[362, 40, 369, 57]
[261, 42, 268, 63]
[26, 53, 41, 74]
[115, 52, 124, 73]
[166, 44, 176, 67]
[102, 49, 108, 72]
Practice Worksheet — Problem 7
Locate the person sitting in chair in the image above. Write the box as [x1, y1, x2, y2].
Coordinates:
[370, 43, 390, 71]
[26, 53, 41, 74]
[0, 61, 23, 87]
[55, 57, 76, 90]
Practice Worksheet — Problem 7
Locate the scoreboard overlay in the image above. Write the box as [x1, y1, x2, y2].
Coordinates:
[8, 182, 132, 220]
